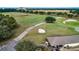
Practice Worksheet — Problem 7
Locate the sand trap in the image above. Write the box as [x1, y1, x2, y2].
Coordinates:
[38, 28, 46, 34]
[63, 19, 77, 24]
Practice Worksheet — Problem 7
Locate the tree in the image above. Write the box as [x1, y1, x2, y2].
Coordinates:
[56, 12, 64, 15]
[0, 14, 18, 40]
[8, 17, 17, 29]
[0, 8, 17, 12]
[39, 11, 45, 15]
[34, 11, 38, 14]
[47, 12, 52, 15]
[29, 10, 33, 14]
[26, 10, 29, 13]
[0, 25, 12, 39]
[45, 16, 56, 23]
[67, 14, 73, 18]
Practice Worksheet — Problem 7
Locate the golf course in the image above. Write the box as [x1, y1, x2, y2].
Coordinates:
[0, 11, 79, 51]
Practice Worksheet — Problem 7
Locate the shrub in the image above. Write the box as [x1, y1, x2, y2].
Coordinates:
[15, 40, 37, 51]
[15, 40, 48, 51]
[36, 45, 48, 51]
[45, 16, 56, 23]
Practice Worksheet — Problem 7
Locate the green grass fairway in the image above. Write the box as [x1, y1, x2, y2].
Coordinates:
[65, 21, 79, 28]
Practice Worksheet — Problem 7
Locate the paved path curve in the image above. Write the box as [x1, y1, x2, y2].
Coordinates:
[0, 22, 45, 51]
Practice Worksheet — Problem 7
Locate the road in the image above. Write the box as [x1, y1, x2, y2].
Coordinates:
[0, 22, 45, 51]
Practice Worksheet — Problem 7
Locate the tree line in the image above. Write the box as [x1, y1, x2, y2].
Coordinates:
[26, 10, 79, 18]
[0, 8, 79, 18]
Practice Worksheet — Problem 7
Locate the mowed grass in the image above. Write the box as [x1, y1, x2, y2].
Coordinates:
[0, 12, 47, 44]
[22, 17, 79, 44]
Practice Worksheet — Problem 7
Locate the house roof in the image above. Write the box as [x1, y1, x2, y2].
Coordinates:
[47, 35, 79, 46]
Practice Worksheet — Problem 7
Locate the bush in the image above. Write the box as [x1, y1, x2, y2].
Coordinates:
[15, 40, 48, 51]
[15, 40, 37, 51]
[36, 45, 48, 51]
[45, 16, 56, 23]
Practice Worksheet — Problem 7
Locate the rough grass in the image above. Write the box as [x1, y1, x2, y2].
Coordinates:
[2, 12, 47, 26]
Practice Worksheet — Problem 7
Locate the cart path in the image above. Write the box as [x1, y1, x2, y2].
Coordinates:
[0, 22, 45, 51]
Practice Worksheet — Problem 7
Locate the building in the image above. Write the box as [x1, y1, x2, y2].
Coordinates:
[47, 35, 79, 50]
